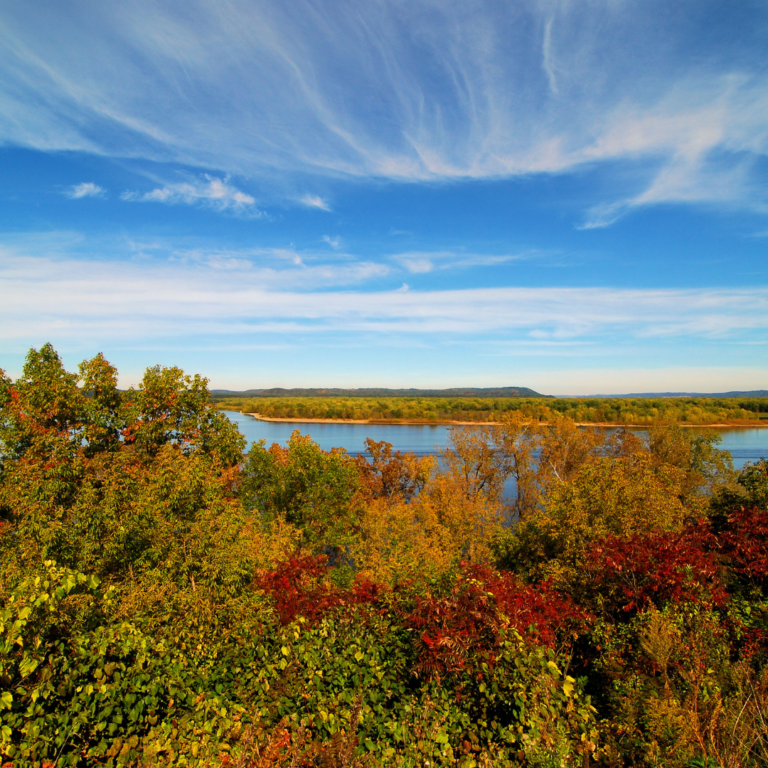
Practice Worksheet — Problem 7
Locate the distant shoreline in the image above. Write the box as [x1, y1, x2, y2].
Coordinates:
[244, 412, 768, 428]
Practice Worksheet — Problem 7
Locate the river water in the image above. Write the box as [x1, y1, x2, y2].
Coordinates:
[224, 411, 768, 470]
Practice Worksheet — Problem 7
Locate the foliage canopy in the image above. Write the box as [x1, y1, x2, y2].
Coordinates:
[1, 345, 768, 768]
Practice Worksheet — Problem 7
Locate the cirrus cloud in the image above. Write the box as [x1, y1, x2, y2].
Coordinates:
[1, 249, 766, 343]
[299, 194, 332, 211]
[121, 175, 260, 214]
[1, 1, 766, 224]
[65, 182, 105, 199]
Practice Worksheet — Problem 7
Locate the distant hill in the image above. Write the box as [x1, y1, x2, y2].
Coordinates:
[211, 386, 549, 398]
[559, 390, 768, 398]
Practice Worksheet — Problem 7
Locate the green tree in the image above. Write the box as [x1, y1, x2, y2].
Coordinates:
[78, 352, 122, 455]
[241, 430, 362, 553]
[649, 424, 735, 502]
[0, 346, 249, 589]
[0, 343, 83, 462]
[122, 365, 244, 466]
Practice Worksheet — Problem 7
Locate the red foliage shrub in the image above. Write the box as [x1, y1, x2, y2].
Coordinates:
[255, 554, 342, 624]
[255, 555, 387, 625]
[350, 576, 387, 604]
[583, 526, 727, 616]
[402, 562, 589, 679]
[462, 563, 591, 648]
[717, 506, 768, 586]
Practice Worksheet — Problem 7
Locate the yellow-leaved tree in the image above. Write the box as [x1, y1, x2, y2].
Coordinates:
[512, 452, 690, 585]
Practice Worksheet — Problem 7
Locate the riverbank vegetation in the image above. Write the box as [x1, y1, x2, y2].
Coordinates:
[213, 395, 768, 425]
[3, 345, 768, 767]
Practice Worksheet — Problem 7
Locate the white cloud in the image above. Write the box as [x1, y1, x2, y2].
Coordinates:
[393, 250, 528, 273]
[398, 255, 434, 274]
[300, 195, 331, 211]
[542, 15, 558, 96]
[1, 251, 766, 343]
[65, 182, 105, 199]
[121, 176, 260, 214]
[1, 1, 766, 222]
[322, 235, 342, 249]
[0, 235, 389, 296]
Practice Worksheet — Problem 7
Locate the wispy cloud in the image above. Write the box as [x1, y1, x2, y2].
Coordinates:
[299, 194, 331, 211]
[0, 235, 389, 293]
[322, 235, 342, 249]
[542, 15, 558, 96]
[579, 81, 768, 226]
[121, 176, 260, 214]
[2, 250, 766, 344]
[393, 251, 528, 273]
[1, 1, 766, 222]
[65, 182, 105, 199]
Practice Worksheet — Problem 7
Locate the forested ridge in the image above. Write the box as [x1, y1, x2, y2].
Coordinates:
[213, 395, 768, 425]
[3, 345, 768, 767]
[210, 388, 546, 399]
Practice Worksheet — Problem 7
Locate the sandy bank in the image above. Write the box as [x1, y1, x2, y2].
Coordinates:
[246, 412, 493, 425]
[244, 413, 767, 428]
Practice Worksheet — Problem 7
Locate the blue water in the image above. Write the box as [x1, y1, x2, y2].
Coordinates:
[224, 411, 768, 470]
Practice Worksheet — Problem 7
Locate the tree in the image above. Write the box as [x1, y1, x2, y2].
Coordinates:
[0, 346, 249, 589]
[78, 352, 122, 455]
[649, 424, 735, 502]
[494, 413, 544, 520]
[241, 430, 362, 553]
[354, 438, 434, 502]
[441, 425, 509, 504]
[510, 453, 690, 584]
[0, 343, 83, 462]
[122, 365, 245, 466]
[537, 417, 602, 487]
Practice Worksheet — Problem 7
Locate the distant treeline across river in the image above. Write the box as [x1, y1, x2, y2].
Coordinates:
[213, 394, 768, 425]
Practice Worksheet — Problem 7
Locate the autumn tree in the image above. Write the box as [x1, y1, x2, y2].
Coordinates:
[508, 453, 691, 584]
[649, 423, 735, 502]
[241, 430, 362, 555]
[493, 413, 544, 520]
[354, 438, 434, 502]
[0, 345, 249, 590]
[537, 417, 602, 486]
[441, 425, 509, 504]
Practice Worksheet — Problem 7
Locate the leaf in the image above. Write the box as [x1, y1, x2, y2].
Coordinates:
[546, 660, 561, 676]
[19, 657, 39, 679]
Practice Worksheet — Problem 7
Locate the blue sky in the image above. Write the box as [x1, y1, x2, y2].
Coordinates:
[1, 0, 767, 394]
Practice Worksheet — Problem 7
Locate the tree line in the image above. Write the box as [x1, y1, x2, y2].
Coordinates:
[2, 344, 768, 767]
[214, 395, 768, 425]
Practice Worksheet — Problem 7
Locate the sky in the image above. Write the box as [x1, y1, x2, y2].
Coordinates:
[0, 0, 767, 395]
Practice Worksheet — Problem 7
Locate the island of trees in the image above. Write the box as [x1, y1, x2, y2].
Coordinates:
[213, 393, 768, 426]
[2, 344, 768, 767]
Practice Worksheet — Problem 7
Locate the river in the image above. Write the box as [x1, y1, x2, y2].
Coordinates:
[223, 411, 768, 470]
